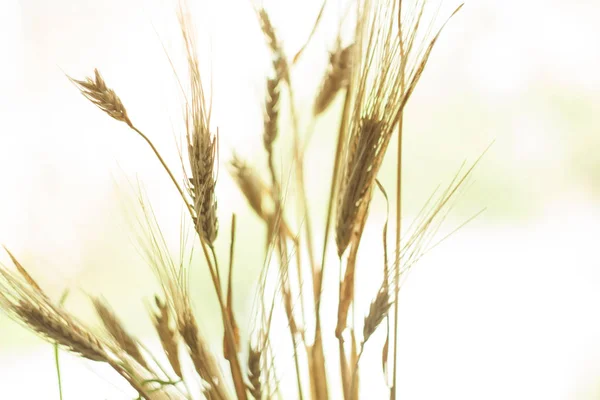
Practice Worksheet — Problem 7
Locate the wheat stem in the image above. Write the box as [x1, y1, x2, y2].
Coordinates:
[390, 112, 403, 400]
[54, 341, 63, 400]
[198, 239, 247, 400]
[292, 0, 328, 64]
[391, 0, 407, 395]
[129, 125, 195, 221]
[317, 78, 352, 314]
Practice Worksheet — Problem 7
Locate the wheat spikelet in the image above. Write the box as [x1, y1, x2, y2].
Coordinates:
[179, 7, 219, 244]
[263, 77, 281, 157]
[258, 8, 278, 55]
[362, 288, 391, 344]
[314, 43, 354, 116]
[247, 345, 262, 399]
[187, 132, 219, 244]
[151, 295, 183, 379]
[15, 301, 107, 362]
[336, 117, 386, 256]
[69, 69, 131, 126]
[229, 156, 269, 220]
[258, 8, 289, 83]
[258, 8, 288, 199]
[92, 297, 148, 369]
[178, 307, 229, 400]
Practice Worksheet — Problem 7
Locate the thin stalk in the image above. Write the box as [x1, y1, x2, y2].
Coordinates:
[210, 244, 223, 295]
[349, 348, 365, 400]
[199, 240, 248, 400]
[54, 344, 63, 400]
[286, 83, 317, 277]
[390, 113, 403, 400]
[223, 214, 238, 365]
[137, 343, 190, 398]
[337, 205, 367, 399]
[285, 75, 326, 400]
[128, 124, 194, 220]
[339, 339, 351, 400]
[317, 86, 352, 313]
[290, 328, 305, 400]
[294, 243, 308, 343]
[106, 358, 153, 400]
[277, 233, 305, 400]
[228, 214, 236, 313]
[391, 2, 407, 396]
[292, 0, 328, 64]
[54, 289, 69, 400]
[309, 84, 353, 400]
[264, 74, 307, 400]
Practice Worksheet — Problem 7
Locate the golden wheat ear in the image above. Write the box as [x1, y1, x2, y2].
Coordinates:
[246, 344, 263, 399]
[362, 288, 392, 346]
[69, 69, 132, 126]
[13, 300, 108, 362]
[178, 8, 219, 246]
[336, 117, 386, 257]
[92, 297, 149, 369]
[229, 155, 270, 220]
[258, 8, 290, 83]
[150, 295, 183, 379]
[314, 43, 354, 116]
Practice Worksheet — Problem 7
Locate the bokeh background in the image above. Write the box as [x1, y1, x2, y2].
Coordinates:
[1, 0, 600, 398]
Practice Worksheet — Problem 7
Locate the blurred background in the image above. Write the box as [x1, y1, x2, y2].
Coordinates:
[1, 0, 600, 398]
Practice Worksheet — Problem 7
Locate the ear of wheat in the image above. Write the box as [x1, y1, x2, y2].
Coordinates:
[0, 1, 483, 399]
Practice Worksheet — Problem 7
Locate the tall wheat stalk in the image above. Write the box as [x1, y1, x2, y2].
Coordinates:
[0, 1, 484, 399]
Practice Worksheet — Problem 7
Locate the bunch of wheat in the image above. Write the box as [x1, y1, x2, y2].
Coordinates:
[0, 0, 482, 399]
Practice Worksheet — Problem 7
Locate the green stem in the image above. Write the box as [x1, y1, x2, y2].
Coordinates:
[54, 344, 63, 400]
